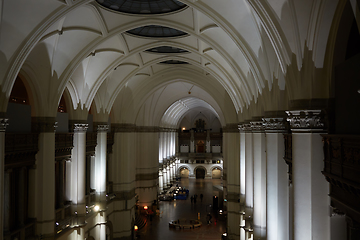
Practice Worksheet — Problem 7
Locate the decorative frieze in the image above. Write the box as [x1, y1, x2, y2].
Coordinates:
[0, 118, 9, 132]
[31, 117, 57, 132]
[96, 124, 109, 132]
[250, 121, 264, 132]
[286, 110, 327, 132]
[73, 123, 88, 132]
[238, 123, 252, 132]
[262, 117, 287, 132]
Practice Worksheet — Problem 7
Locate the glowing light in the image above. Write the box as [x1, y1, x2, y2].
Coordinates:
[182, 127, 186, 131]
[134, 225, 138, 231]
[144, 206, 148, 210]
[94, 205, 100, 212]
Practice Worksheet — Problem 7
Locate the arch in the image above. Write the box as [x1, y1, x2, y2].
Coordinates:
[210, 166, 223, 179]
[194, 165, 207, 179]
[177, 165, 192, 176]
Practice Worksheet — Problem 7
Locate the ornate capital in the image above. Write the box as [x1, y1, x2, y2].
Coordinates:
[250, 121, 264, 132]
[286, 110, 327, 132]
[0, 118, 9, 132]
[31, 117, 57, 132]
[74, 123, 88, 132]
[262, 117, 287, 132]
[238, 123, 252, 132]
[97, 124, 109, 132]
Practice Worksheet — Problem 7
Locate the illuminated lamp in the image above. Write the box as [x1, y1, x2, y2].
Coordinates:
[94, 205, 100, 212]
[134, 225, 138, 231]
[144, 206, 148, 210]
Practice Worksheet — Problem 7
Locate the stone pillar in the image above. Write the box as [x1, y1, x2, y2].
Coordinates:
[166, 165, 171, 186]
[95, 124, 108, 210]
[329, 208, 346, 240]
[111, 124, 136, 240]
[286, 110, 330, 240]
[159, 169, 164, 193]
[263, 116, 289, 240]
[223, 124, 240, 240]
[0, 118, 8, 237]
[172, 161, 176, 180]
[162, 167, 168, 190]
[251, 120, 267, 240]
[70, 122, 88, 228]
[164, 131, 169, 159]
[32, 117, 57, 239]
[136, 127, 159, 208]
[240, 123, 253, 238]
[159, 131, 163, 163]
[239, 125, 246, 240]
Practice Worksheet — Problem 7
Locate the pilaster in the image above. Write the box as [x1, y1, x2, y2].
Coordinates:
[263, 115, 289, 240]
[223, 123, 240, 240]
[32, 117, 57, 240]
[251, 119, 266, 240]
[286, 109, 330, 240]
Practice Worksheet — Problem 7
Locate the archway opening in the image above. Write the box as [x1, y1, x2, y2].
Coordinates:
[196, 140, 205, 153]
[180, 168, 189, 178]
[195, 168, 205, 179]
[212, 168, 221, 179]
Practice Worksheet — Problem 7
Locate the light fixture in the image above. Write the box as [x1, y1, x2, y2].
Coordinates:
[94, 205, 100, 212]
[144, 206, 148, 210]
[134, 225, 138, 231]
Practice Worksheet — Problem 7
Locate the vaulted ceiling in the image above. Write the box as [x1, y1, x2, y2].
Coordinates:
[0, 0, 345, 127]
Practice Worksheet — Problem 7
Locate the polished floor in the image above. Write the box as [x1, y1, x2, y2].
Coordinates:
[137, 178, 227, 240]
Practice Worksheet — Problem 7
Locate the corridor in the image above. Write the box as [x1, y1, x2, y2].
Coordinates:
[137, 178, 227, 240]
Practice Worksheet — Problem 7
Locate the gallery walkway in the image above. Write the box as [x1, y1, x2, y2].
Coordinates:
[136, 178, 227, 240]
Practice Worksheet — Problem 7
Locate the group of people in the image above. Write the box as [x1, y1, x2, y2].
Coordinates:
[190, 193, 203, 203]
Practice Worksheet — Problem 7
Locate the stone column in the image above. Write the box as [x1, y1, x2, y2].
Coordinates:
[111, 123, 136, 240]
[240, 123, 253, 238]
[251, 120, 267, 240]
[286, 110, 330, 240]
[162, 167, 168, 190]
[0, 118, 8, 237]
[263, 116, 289, 240]
[159, 131, 163, 163]
[70, 122, 88, 228]
[135, 126, 159, 208]
[239, 124, 246, 240]
[95, 124, 108, 210]
[223, 124, 240, 240]
[32, 117, 57, 239]
[166, 164, 171, 186]
[159, 169, 164, 193]
[329, 208, 346, 240]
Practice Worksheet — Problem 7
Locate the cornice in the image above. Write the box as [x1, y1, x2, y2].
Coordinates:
[238, 123, 252, 132]
[112, 123, 136, 132]
[250, 121, 264, 132]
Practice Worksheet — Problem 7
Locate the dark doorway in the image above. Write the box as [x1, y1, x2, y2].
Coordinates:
[196, 168, 205, 179]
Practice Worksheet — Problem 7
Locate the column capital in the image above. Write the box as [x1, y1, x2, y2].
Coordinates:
[262, 117, 288, 133]
[250, 121, 264, 132]
[238, 123, 252, 132]
[97, 124, 109, 132]
[286, 110, 327, 132]
[0, 118, 9, 132]
[73, 123, 88, 132]
[31, 117, 57, 132]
